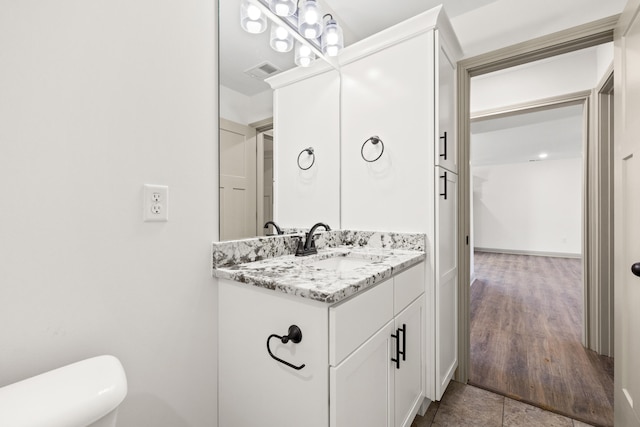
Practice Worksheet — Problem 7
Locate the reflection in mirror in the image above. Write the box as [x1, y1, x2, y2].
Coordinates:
[219, 0, 290, 241]
[218, 0, 351, 241]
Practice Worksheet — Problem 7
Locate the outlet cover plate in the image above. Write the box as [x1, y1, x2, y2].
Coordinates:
[143, 184, 168, 222]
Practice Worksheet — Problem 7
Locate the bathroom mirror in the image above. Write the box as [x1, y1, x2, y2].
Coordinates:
[218, 0, 344, 241]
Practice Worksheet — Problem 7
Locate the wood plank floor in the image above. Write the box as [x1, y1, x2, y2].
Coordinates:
[469, 252, 614, 427]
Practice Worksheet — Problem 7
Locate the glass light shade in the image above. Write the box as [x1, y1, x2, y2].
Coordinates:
[295, 41, 316, 67]
[270, 23, 294, 53]
[269, 0, 296, 16]
[321, 19, 343, 57]
[298, 0, 322, 39]
[240, 0, 267, 34]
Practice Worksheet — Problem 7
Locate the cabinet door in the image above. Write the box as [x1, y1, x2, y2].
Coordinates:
[435, 167, 458, 399]
[435, 30, 457, 173]
[219, 281, 329, 427]
[394, 297, 425, 427]
[273, 69, 341, 228]
[340, 31, 435, 233]
[330, 321, 395, 427]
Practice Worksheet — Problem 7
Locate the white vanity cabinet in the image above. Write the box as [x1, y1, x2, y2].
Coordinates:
[218, 263, 425, 427]
[329, 265, 425, 427]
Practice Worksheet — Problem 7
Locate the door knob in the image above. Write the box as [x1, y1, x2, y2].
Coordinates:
[632, 263, 640, 277]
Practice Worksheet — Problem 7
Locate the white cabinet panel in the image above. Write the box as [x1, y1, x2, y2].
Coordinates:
[435, 30, 457, 173]
[394, 264, 425, 315]
[330, 279, 394, 366]
[340, 31, 435, 233]
[272, 69, 341, 228]
[331, 321, 395, 427]
[218, 280, 329, 427]
[394, 297, 425, 427]
[435, 167, 458, 399]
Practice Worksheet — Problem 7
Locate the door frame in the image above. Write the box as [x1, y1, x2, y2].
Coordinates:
[455, 15, 619, 383]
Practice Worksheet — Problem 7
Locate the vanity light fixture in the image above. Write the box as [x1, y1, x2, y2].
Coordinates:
[241, 0, 344, 67]
[298, 0, 323, 39]
[539, 152, 548, 159]
[240, 0, 267, 34]
[270, 22, 294, 52]
[269, 0, 297, 17]
[295, 41, 315, 67]
[321, 14, 343, 57]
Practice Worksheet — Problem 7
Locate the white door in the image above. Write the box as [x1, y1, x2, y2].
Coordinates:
[219, 118, 256, 241]
[615, 1, 640, 425]
[435, 166, 458, 399]
[394, 297, 425, 427]
[257, 132, 274, 235]
[330, 321, 394, 427]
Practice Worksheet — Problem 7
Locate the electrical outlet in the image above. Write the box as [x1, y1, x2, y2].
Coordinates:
[143, 184, 169, 222]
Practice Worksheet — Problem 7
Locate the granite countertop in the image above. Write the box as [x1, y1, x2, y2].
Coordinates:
[213, 242, 426, 304]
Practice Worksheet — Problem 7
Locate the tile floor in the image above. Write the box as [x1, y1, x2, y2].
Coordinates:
[411, 381, 595, 427]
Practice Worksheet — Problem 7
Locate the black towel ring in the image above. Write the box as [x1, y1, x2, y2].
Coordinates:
[297, 147, 315, 170]
[361, 136, 384, 162]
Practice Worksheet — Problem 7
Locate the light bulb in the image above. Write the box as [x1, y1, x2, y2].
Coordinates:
[275, 26, 288, 40]
[269, 0, 296, 17]
[295, 41, 315, 67]
[298, 0, 322, 39]
[325, 45, 338, 56]
[304, 28, 319, 38]
[325, 30, 338, 45]
[247, 4, 261, 20]
[246, 21, 263, 33]
[321, 18, 343, 56]
[270, 23, 293, 52]
[304, 9, 318, 24]
[299, 45, 311, 56]
[240, 0, 267, 34]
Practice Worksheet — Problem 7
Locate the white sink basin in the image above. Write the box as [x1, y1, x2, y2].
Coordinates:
[309, 256, 372, 272]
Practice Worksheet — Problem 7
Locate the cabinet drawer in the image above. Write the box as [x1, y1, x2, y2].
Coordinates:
[329, 279, 394, 366]
[394, 264, 425, 315]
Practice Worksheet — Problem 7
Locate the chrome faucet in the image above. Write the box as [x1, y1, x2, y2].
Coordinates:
[296, 222, 331, 256]
[264, 221, 284, 235]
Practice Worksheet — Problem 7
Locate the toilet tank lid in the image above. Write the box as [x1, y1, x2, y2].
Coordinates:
[0, 355, 127, 427]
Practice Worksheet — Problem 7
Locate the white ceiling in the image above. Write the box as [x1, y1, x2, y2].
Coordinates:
[470, 104, 584, 166]
[219, 0, 626, 96]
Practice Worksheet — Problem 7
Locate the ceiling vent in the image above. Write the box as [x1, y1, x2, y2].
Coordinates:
[244, 61, 281, 80]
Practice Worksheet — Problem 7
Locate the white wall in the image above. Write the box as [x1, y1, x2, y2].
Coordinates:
[473, 158, 582, 255]
[596, 43, 614, 83]
[220, 85, 273, 126]
[471, 47, 601, 113]
[451, 0, 625, 58]
[0, 2, 218, 426]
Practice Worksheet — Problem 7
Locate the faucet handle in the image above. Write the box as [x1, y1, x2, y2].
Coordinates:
[295, 236, 306, 256]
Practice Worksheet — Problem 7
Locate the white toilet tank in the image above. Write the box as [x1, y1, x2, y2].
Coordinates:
[0, 355, 127, 427]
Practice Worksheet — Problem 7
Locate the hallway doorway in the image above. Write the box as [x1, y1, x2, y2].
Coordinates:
[463, 44, 615, 427]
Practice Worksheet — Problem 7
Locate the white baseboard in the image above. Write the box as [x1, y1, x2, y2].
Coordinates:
[474, 247, 581, 259]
